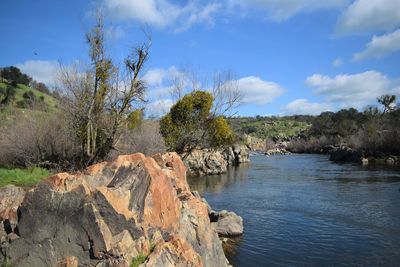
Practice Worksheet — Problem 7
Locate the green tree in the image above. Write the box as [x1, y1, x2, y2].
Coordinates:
[160, 91, 234, 153]
[0, 66, 32, 85]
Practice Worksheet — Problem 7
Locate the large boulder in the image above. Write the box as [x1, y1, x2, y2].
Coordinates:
[0, 153, 230, 267]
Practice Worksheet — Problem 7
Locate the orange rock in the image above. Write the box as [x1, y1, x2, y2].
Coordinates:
[4, 153, 231, 267]
[57, 256, 78, 267]
[145, 235, 203, 267]
[142, 157, 181, 232]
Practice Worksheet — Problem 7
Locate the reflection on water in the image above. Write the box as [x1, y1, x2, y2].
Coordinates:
[188, 154, 400, 267]
[187, 163, 250, 194]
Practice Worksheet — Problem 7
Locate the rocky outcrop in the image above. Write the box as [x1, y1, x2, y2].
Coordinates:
[183, 145, 250, 176]
[243, 134, 265, 151]
[183, 149, 228, 176]
[0, 153, 232, 267]
[329, 146, 363, 162]
[222, 145, 250, 165]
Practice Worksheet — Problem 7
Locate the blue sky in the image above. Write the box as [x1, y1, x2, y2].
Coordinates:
[1, 0, 400, 116]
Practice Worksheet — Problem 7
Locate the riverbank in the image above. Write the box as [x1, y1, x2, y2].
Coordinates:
[248, 135, 400, 167]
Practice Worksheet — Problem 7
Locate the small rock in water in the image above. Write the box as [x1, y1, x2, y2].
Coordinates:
[210, 210, 244, 237]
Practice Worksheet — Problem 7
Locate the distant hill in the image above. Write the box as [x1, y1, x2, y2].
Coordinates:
[229, 116, 311, 140]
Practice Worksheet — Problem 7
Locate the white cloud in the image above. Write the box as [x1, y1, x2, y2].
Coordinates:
[143, 67, 284, 111]
[102, 0, 220, 32]
[333, 58, 343, 67]
[284, 99, 332, 115]
[16, 60, 59, 85]
[145, 98, 173, 117]
[143, 68, 167, 86]
[306, 71, 397, 109]
[337, 0, 400, 35]
[143, 66, 185, 86]
[104, 25, 125, 40]
[353, 29, 400, 60]
[237, 76, 284, 105]
[228, 0, 347, 21]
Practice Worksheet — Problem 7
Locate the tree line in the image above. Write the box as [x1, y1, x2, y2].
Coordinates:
[288, 95, 400, 155]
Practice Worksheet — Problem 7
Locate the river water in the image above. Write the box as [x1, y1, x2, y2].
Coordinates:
[187, 154, 400, 267]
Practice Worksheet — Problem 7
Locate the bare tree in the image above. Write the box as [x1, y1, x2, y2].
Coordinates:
[59, 15, 150, 165]
[210, 71, 242, 117]
[168, 69, 242, 118]
[0, 111, 80, 169]
[169, 70, 185, 102]
[111, 120, 166, 157]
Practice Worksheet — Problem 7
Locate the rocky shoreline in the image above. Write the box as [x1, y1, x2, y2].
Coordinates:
[182, 145, 250, 176]
[244, 133, 400, 167]
[0, 153, 243, 267]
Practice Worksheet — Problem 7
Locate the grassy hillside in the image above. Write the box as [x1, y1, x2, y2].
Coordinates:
[0, 82, 58, 111]
[230, 117, 311, 140]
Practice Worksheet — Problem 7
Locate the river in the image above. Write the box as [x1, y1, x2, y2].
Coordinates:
[187, 154, 400, 267]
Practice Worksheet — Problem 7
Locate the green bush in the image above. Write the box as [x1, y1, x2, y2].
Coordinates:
[160, 91, 235, 153]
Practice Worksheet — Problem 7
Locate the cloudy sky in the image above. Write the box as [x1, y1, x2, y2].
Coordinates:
[1, 0, 400, 116]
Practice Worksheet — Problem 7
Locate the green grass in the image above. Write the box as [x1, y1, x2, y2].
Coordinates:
[130, 254, 147, 267]
[0, 167, 50, 188]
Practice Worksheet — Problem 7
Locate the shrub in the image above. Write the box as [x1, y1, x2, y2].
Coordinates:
[110, 120, 166, 158]
[0, 111, 81, 170]
[160, 91, 235, 153]
[210, 116, 234, 147]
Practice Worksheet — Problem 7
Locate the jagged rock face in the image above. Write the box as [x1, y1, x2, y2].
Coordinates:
[183, 145, 250, 176]
[1, 153, 229, 267]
